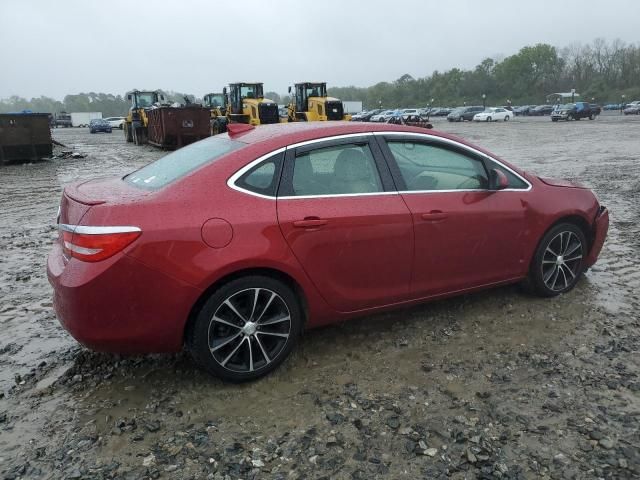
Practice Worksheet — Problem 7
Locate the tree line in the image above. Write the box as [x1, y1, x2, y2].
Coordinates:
[2, 38, 639, 114]
[328, 38, 640, 108]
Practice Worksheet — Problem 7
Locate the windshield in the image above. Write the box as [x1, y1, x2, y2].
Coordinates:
[133, 92, 156, 108]
[206, 94, 225, 107]
[560, 104, 575, 109]
[239, 84, 263, 99]
[305, 84, 327, 97]
[126, 137, 244, 190]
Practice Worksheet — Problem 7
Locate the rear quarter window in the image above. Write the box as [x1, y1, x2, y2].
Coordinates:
[126, 137, 244, 189]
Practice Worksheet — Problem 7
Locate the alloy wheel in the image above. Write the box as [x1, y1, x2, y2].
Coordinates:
[541, 231, 584, 292]
[208, 288, 291, 373]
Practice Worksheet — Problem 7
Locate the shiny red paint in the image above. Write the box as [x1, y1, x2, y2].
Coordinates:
[47, 122, 609, 353]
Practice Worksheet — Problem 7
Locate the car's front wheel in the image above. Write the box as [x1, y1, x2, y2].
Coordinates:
[187, 276, 303, 381]
[529, 223, 587, 297]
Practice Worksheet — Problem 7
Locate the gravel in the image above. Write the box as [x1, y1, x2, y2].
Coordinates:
[1, 115, 639, 479]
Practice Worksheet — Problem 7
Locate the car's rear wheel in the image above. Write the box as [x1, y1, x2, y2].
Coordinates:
[187, 276, 303, 381]
[504, 115, 509, 121]
[486, 116, 492, 122]
[529, 223, 587, 297]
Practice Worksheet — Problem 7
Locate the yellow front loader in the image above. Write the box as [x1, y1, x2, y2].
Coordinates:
[123, 90, 166, 145]
[287, 82, 350, 122]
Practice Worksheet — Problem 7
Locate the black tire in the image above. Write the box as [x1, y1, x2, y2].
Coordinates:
[187, 275, 303, 382]
[589, 114, 594, 120]
[504, 115, 509, 121]
[552, 118, 558, 122]
[529, 223, 587, 297]
[486, 117, 492, 122]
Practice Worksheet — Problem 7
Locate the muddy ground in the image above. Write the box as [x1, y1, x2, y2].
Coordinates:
[1, 114, 639, 480]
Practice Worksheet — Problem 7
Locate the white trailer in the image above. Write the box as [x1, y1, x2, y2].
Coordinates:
[70, 112, 102, 127]
[342, 101, 363, 114]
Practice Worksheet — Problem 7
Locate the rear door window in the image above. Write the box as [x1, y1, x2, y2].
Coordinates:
[288, 143, 383, 196]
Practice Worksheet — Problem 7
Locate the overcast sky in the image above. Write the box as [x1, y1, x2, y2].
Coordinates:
[1, 0, 638, 100]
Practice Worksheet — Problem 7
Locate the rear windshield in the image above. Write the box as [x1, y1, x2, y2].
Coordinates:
[126, 136, 244, 189]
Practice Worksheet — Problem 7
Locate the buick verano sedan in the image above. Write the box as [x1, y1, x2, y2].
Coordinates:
[48, 122, 609, 381]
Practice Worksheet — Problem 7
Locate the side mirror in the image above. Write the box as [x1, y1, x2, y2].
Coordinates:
[490, 169, 509, 190]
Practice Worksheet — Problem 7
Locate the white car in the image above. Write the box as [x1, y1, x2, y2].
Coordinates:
[104, 117, 125, 129]
[370, 110, 395, 122]
[473, 108, 511, 122]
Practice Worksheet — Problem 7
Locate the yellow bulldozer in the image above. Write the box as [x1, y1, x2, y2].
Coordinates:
[123, 90, 166, 145]
[287, 82, 350, 122]
[210, 83, 279, 134]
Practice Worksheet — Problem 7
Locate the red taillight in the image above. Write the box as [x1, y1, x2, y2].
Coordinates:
[60, 226, 141, 262]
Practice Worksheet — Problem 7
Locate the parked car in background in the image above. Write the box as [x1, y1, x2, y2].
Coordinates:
[473, 107, 511, 122]
[361, 109, 384, 122]
[551, 102, 599, 121]
[104, 117, 125, 129]
[351, 109, 383, 122]
[447, 106, 484, 122]
[350, 111, 367, 121]
[369, 110, 394, 122]
[513, 105, 533, 116]
[89, 118, 113, 133]
[377, 110, 402, 122]
[529, 105, 554, 116]
[47, 121, 609, 381]
[603, 104, 620, 110]
[623, 104, 640, 115]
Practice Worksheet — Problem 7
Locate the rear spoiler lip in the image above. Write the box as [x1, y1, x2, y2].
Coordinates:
[64, 180, 107, 206]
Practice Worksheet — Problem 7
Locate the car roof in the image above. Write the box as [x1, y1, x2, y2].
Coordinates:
[222, 121, 495, 158]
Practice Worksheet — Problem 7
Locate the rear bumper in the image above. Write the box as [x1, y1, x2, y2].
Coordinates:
[47, 243, 201, 353]
[585, 207, 609, 267]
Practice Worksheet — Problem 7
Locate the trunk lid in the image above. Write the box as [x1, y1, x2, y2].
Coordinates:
[58, 177, 152, 260]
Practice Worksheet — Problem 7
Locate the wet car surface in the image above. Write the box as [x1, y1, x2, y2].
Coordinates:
[1, 114, 639, 478]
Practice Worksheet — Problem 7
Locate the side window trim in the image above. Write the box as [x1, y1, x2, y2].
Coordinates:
[278, 135, 396, 198]
[227, 147, 286, 200]
[374, 132, 532, 193]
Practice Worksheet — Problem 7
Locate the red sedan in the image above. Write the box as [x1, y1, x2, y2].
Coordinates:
[47, 122, 609, 381]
